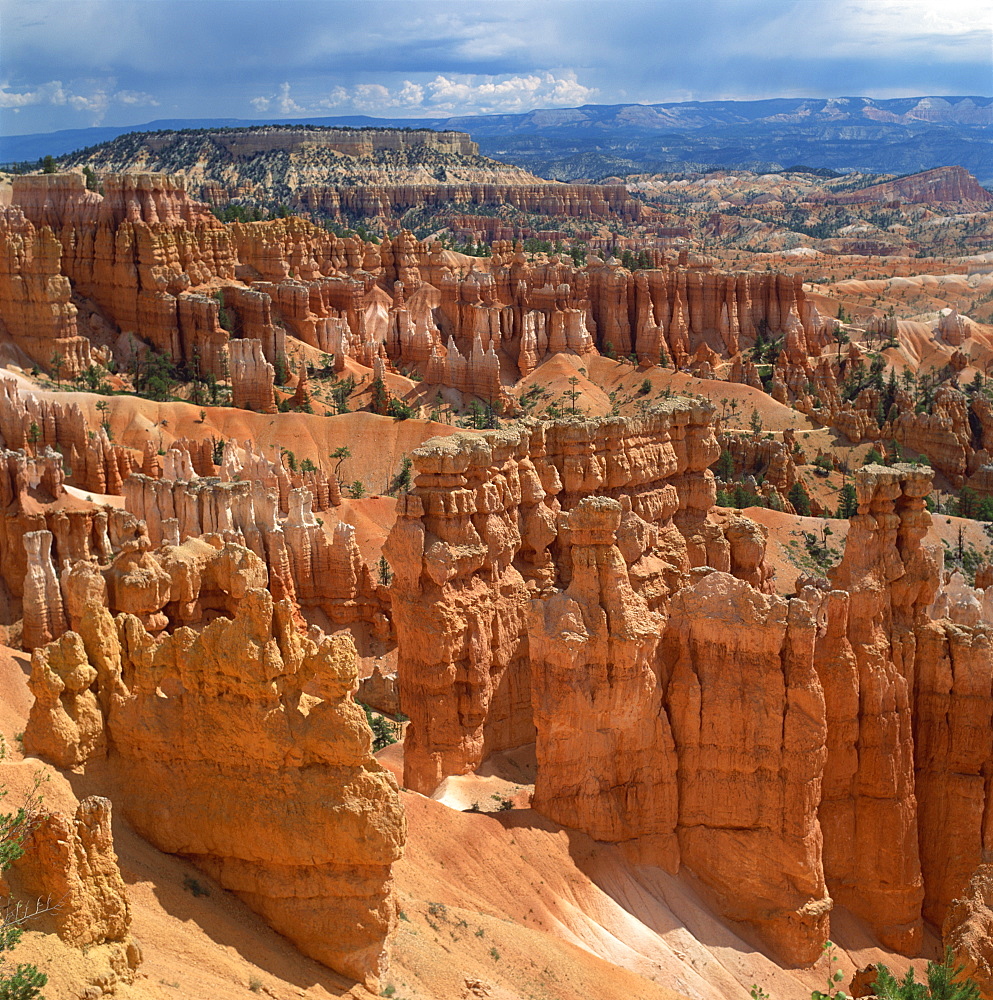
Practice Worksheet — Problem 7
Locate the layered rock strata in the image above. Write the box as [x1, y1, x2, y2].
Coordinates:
[0, 207, 90, 375]
[23, 589, 405, 987]
[4, 175, 829, 413]
[388, 411, 993, 967]
[385, 401, 740, 795]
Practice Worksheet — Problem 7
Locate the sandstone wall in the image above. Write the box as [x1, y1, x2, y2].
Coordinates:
[23, 589, 406, 988]
[387, 416, 993, 966]
[385, 401, 734, 795]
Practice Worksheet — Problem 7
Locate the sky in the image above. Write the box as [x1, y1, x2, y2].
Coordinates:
[1, 0, 992, 136]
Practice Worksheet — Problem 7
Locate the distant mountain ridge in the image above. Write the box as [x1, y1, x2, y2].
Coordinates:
[3, 95, 991, 183]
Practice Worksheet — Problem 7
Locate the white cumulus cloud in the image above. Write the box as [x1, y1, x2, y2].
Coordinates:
[0, 79, 158, 122]
[255, 71, 597, 118]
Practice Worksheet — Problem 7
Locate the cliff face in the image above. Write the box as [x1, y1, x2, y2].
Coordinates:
[833, 165, 993, 208]
[0, 207, 90, 376]
[386, 400, 993, 969]
[819, 466, 938, 953]
[23, 589, 405, 988]
[11, 173, 235, 375]
[384, 401, 728, 795]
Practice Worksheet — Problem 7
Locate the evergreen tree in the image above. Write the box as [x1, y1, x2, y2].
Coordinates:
[959, 485, 979, 519]
[872, 949, 979, 1000]
[788, 481, 812, 517]
[390, 456, 413, 495]
[369, 375, 389, 415]
[837, 483, 858, 518]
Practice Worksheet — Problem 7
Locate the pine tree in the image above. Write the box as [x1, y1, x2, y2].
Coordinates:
[959, 486, 979, 519]
[837, 483, 858, 518]
[788, 481, 812, 517]
[369, 375, 389, 415]
[872, 949, 980, 1000]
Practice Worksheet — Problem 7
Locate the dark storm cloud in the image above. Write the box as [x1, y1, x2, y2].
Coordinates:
[1, 0, 990, 134]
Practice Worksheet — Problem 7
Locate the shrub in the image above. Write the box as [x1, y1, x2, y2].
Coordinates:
[872, 949, 980, 1000]
[183, 875, 210, 897]
[813, 454, 834, 476]
[0, 757, 48, 999]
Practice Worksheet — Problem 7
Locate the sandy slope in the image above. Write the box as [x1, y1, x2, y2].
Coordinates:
[513, 354, 817, 433]
[30, 388, 458, 498]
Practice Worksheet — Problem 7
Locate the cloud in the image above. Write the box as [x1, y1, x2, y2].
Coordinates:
[0, 78, 157, 122]
[276, 81, 305, 115]
[265, 71, 598, 117]
[728, 0, 993, 63]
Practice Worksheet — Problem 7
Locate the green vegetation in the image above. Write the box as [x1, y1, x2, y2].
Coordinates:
[182, 875, 210, 897]
[362, 705, 399, 752]
[0, 744, 48, 1000]
[837, 483, 858, 519]
[715, 449, 735, 481]
[753, 943, 982, 1000]
[389, 456, 413, 495]
[787, 481, 812, 517]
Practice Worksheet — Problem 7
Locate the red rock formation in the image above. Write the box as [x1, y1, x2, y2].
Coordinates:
[662, 571, 829, 963]
[833, 166, 993, 209]
[6, 795, 141, 989]
[229, 338, 276, 413]
[0, 207, 91, 375]
[1, 175, 820, 420]
[299, 182, 645, 224]
[892, 386, 971, 484]
[12, 174, 236, 370]
[717, 430, 798, 491]
[914, 622, 993, 928]
[356, 664, 400, 716]
[283, 490, 389, 632]
[386, 401, 754, 795]
[0, 376, 138, 498]
[818, 465, 938, 953]
[21, 529, 67, 650]
[23, 590, 406, 987]
[529, 496, 676, 869]
[944, 865, 993, 999]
